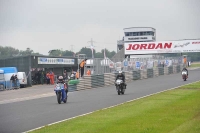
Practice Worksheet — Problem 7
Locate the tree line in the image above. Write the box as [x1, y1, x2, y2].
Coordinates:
[0, 46, 116, 59]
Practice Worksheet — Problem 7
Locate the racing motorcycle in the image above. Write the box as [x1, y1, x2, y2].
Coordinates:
[182, 70, 188, 81]
[115, 79, 125, 95]
[54, 83, 67, 104]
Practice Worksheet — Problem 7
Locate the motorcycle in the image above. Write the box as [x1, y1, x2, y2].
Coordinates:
[182, 70, 188, 81]
[115, 79, 125, 95]
[54, 83, 67, 104]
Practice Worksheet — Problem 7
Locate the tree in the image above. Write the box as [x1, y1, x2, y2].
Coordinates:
[78, 47, 96, 58]
[0, 46, 20, 59]
[20, 48, 34, 56]
[48, 49, 62, 56]
[62, 50, 74, 57]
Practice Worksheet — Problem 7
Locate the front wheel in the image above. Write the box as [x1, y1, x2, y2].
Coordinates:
[116, 86, 120, 95]
[57, 92, 61, 104]
[121, 88, 125, 94]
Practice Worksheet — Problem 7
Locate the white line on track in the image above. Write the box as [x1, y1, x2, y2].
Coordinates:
[24, 80, 200, 133]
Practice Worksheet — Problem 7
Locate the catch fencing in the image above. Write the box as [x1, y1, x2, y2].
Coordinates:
[84, 57, 183, 75]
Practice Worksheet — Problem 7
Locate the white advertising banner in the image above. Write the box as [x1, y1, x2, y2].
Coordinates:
[38, 57, 75, 64]
[124, 40, 200, 54]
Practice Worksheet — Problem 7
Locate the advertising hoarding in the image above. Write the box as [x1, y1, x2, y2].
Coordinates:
[38, 57, 74, 64]
[125, 40, 200, 55]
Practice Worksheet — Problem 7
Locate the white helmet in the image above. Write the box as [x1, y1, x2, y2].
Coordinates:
[119, 70, 122, 74]
[58, 76, 63, 80]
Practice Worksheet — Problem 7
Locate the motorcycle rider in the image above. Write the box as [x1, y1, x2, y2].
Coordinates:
[182, 67, 188, 77]
[57, 76, 68, 96]
[115, 70, 127, 89]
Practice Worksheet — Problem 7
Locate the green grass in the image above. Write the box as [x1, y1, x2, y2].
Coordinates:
[31, 82, 200, 133]
[190, 63, 200, 67]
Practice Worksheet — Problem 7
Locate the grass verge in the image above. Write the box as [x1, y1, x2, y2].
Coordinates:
[190, 63, 200, 68]
[31, 82, 200, 133]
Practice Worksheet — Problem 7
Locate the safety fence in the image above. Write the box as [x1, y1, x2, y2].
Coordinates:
[84, 57, 183, 76]
[0, 80, 20, 91]
[67, 65, 183, 91]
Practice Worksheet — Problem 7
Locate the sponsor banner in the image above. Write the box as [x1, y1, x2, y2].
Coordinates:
[147, 61, 154, 68]
[38, 57, 75, 64]
[123, 60, 128, 67]
[135, 61, 140, 69]
[125, 39, 200, 54]
[109, 62, 114, 68]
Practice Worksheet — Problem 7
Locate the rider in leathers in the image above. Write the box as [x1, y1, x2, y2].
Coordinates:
[57, 76, 68, 96]
[182, 67, 188, 77]
[115, 71, 126, 89]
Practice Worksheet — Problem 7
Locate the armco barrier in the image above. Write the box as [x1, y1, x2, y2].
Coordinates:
[132, 70, 141, 80]
[173, 65, 177, 73]
[164, 67, 168, 75]
[104, 73, 115, 86]
[153, 68, 159, 77]
[140, 70, 147, 79]
[68, 84, 77, 92]
[158, 67, 164, 75]
[91, 74, 104, 88]
[147, 69, 154, 78]
[124, 71, 132, 82]
[76, 76, 92, 90]
[68, 65, 184, 92]
[168, 66, 173, 74]
[176, 65, 181, 73]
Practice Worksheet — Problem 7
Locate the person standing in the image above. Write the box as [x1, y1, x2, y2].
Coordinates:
[49, 71, 54, 85]
[63, 70, 68, 81]
[10, 74, 15, 89]
[14, 74, 18, 89]
[46, 72, 50, 85]
[40, 71, 44, 85]
[76, 69, 80, 79]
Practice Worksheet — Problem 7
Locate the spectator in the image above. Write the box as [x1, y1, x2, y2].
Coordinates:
[86, 69, 91, 75]
[46, 72, 50, 85]
[76, 69, 80, 79]
[40, 71, 44, 85]
[49, 71, 54, 85]
[14, 74, 18, 89]
[10, 74, 15, 88]
[63, 70, 68, 81]
[10, 74, 15, 81]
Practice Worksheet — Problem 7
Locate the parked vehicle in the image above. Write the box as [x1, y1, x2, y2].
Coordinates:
[0, 70, 5, 89]
[182, 70, 188, 81]
[17, 72, 27, 88]
[54, 83, 67, 104]
[115, 79, 125, 95]
[0, 67, 19, 89]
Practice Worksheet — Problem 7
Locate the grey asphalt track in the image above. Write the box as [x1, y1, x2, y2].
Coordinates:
[0, 68, 199, 133]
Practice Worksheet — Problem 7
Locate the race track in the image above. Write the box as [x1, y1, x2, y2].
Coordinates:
[0, 68, 199, 133]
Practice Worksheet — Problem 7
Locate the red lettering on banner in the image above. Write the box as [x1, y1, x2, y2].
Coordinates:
[140, 44, 147, 49]
[192, 42, 200, 44]
[164, 43, 172, 48]
[155, 43, 162, 49]
[126, 44, 132, 50]
[132, 44, 140, 50]
[148, 43, 155, 49]
[126, 42, 172, 50]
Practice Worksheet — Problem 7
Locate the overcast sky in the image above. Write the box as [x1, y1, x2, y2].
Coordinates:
[0, 0, 200, 55]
